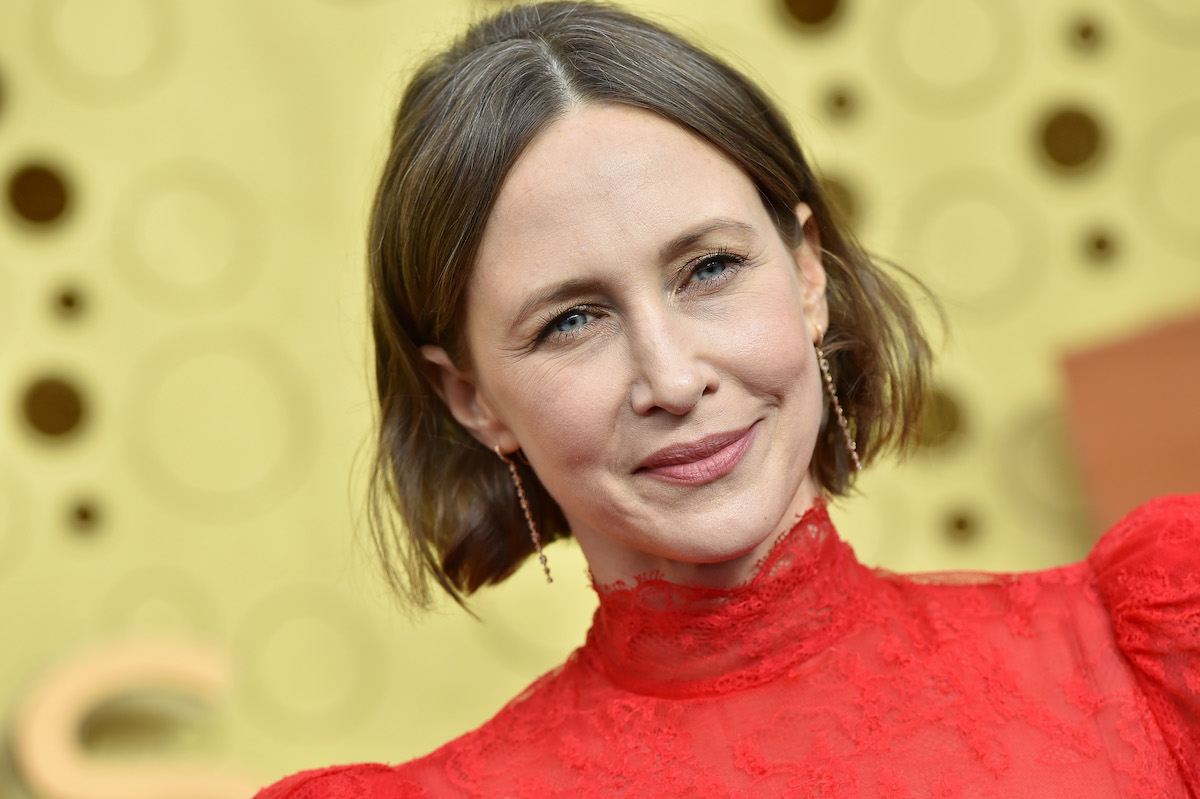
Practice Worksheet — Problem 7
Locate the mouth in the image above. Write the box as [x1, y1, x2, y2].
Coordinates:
[634, 422, 759, 486]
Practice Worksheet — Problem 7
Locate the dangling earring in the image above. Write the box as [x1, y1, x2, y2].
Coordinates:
[814, 326, 862, 472]
[494, 445, 552, 583]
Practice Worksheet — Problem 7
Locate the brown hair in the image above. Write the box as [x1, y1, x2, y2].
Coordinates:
[368, 1, 931, 608]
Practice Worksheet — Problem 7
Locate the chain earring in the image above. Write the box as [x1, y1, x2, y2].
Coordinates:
[494, 445, 553, 583]
[814, 326, 862, 472]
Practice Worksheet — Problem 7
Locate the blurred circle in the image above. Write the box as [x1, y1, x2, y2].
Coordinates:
[917, 385, 966, 452]
[68, 497, 102, 534]
[1038, 106, 1105, 172]
[944, 508, 982, 544]
[822, 84, 858, 120]
[125, 328, 313, 520]
[54, 284, 87, 319]
[878, 0, 1020, 112]
[473, 543, 600, 675]
[903, 169, 1043, 314]
[237, 585, 383, 741]
[819, 172, 860, 228]
[1136, 103, 1200, 254]
[1069, 15, 1103, 52]
[31, 0, 178, 102]
[21, 375, 87, 438]
[100, 566, 220, 637]
[1082, 226, 1118, 266]
[782, 0, 841, 27]
[7, 163, 71, 225]
[996, 406, 1087, 521]
[114, 161, 261, 312]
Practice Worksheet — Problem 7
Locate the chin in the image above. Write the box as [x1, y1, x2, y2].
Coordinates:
[666, 506, 786, 565]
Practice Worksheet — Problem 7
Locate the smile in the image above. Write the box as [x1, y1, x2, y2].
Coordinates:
[634, 423, 759, 486]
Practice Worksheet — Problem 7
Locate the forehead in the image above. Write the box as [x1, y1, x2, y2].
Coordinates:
[474, 104, 768, 270]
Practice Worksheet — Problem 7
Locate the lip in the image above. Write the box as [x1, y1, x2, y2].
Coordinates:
[634, 423, 759, 486]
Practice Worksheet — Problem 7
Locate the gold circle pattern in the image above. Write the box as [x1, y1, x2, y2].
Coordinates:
[30, 0, 178, 102]
[876, 0, 1021, 113]
[123, 328, 314, 521]
[112, 161, 262, 313]
[236, 585, 384, 741]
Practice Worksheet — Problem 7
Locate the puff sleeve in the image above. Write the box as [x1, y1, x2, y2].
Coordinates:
[1089, 494, 1200, 793]
[253, 764, 427, 799]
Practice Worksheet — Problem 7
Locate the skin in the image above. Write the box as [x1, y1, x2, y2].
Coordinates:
[423, 104, 829, 589]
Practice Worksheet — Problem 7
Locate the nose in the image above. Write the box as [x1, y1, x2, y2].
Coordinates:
[628, 314, 719, 416]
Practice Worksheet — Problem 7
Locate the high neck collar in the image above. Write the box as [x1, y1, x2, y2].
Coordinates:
[582, 501, 868, 698]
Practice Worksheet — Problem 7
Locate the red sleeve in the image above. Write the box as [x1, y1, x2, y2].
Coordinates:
[253, 763, 428, 799]
[1089, 493, 1200, 793]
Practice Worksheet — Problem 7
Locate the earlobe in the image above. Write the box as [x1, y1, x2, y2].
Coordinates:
[419, 345, 517, 451]
[792, 202, 829, 340]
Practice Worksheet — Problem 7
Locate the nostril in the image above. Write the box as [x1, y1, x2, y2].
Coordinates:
[627, 318, 720, 415]
[631, 363, 719, 416]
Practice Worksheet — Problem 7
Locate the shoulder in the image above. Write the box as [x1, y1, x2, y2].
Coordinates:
[1088, 493, 1200, 592]
[1086, 493, 1200, 790]
[253, 763, 428, 799]
[1087, 493, 1200, 642]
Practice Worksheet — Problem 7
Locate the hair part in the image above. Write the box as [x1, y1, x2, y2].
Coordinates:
[367, 1, 933, 609]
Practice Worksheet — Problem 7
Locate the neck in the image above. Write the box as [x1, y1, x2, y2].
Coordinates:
[584, 498, 860, 699]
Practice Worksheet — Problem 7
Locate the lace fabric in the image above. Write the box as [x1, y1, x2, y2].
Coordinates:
[256, 494, 1200, 798]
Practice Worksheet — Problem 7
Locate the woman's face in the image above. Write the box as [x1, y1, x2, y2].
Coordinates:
[424, 104, 828, 587]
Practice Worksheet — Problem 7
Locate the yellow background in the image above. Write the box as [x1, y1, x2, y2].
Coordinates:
[0, 0, 1198, 793]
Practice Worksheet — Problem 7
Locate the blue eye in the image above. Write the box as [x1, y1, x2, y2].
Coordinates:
[555, 310, 592, 333]
[693, 258, 730, 282]
[688, 252, 743, 286]
[534, 308, 598, 344]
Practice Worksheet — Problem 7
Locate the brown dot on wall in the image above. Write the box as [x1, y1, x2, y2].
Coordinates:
[1069, 16, 1103, 52]
[70, 498, 102, 534]
[1038, 106, 1104, 172]
[917, 385, 965, 452]
[783, 0, 841, 27]
[944, 508, 982, 544]
[1083, 227, 1118, 265]
[823, 85, 858, 120]
[7, 162, 71, 224]
[54, 285, 87, 319]
[21, 375, 86, 438]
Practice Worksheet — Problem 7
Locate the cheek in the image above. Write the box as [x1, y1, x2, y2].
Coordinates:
[723, 283, 815, 387]
[489, 358, 625, 468]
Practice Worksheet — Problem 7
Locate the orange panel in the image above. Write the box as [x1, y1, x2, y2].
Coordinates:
[1063, 312, 1200, 531]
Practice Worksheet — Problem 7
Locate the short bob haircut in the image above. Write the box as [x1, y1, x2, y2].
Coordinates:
[368, 1, 931, 608]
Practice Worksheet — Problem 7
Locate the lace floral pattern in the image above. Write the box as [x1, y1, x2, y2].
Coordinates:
[257, 495, 1200, 798]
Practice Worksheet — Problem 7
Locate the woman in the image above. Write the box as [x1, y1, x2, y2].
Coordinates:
[259, 2, 1199, 796]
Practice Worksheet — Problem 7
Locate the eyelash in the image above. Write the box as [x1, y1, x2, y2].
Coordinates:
[683, 248, 746, 290]
[534, 306, 597, 345]
[533, 248, 749, 345]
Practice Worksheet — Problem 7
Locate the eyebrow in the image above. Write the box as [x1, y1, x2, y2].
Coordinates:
[658, 218, 757, 263]
[508, 217, 759, 332]
[510, 276, 609, 333]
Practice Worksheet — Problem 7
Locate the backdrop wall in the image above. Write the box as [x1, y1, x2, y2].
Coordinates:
[0, 0, 1197, 794]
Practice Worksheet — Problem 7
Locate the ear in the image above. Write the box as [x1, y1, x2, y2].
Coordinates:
[419, 345, 519, 453]
[792, 202, 829, 342]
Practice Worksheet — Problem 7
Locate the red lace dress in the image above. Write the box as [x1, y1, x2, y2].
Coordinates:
[256, 494, 1200, 798]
